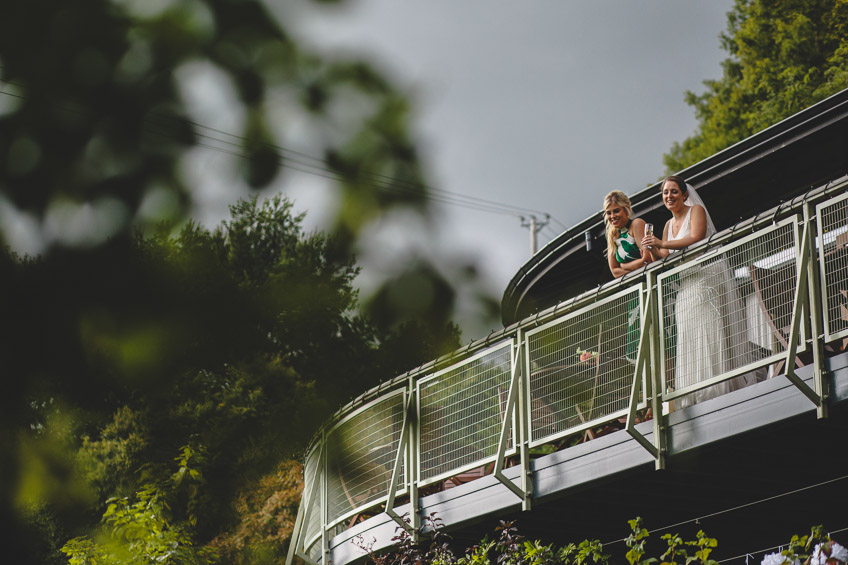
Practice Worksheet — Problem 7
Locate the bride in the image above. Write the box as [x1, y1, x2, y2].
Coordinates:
[641, 176, 756, 407]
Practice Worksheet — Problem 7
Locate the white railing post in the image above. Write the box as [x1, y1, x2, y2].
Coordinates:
[783, 217, 824, 409]
[804, 203, 829, 419]
[647, 273, 666, 469]
[517, 330, 533, 511]
[407, 375, 420, 534]
[625, 281, 662, 465]
[284, 496, 306, 565]
[494, 335, 531, 508]
[286, 441, 324, 565]
[385, 390, 417, 536]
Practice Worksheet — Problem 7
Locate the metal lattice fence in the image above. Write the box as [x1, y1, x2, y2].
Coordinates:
[525, 285, 643, 446]
[817, 192, 848, 344]
[657, 217, 800, 407]
[307, 540, 323, 564]
[325, 391, 405, 528]
[417, 342, 513, 485]
[302, 444, 324, 551]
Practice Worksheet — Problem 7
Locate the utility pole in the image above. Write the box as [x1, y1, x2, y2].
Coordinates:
[521, 214, 550, 255]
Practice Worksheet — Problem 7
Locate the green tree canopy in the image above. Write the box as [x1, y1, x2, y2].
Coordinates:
[664, 0, 848, 172]
[0, 0, 427, 249]
[5, 195, 461, 563]
[0, 0, 474, 561]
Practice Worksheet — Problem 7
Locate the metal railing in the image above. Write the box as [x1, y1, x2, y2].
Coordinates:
[525, 284, 645, 446]
[417, 341, 514, 486]
[325, 390, 406, 530]
[817, 191, 848, 344]
[657, 217, 802, 406]
[286, 179, 848, 565]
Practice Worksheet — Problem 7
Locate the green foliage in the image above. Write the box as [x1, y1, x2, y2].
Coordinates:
[77, 406, 149, 500]
[0, 1, 477, 561]
[352, 516, 845, 565]
[4, 192, 462, 562]
[0, 0, 428, 247]
[457, 540, 496, 565]
[664, 0, 848, 172]
[356, 517, 823, 565]
[764, 525, 829, 565]
[625, 517, 656, 565]
[522, 540, 557, 565]
[572, 540, 608, 565]
[208, 459, 303, 565]
[61, 445, 216, 565]
[215, 195, 306, 285]
[687, 530, 719, 565]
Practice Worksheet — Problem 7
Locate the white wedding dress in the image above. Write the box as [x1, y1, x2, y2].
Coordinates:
[669, 206, 757, 407]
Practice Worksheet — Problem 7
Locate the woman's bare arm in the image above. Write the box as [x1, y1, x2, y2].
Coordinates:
[609, 218, 651, 277]
[644, 220, 672, 259]
[643, 206, 708, 253]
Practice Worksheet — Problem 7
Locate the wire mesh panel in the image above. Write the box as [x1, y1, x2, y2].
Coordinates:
[325, 391, 405, 528]
[525, 285, 643, 446]
[307, 540, 323, 565]
[657, 217, 800, 407]
[301, 444, 323, 551]
[417, 341, 513, 486]
[817, 191, 848, 344]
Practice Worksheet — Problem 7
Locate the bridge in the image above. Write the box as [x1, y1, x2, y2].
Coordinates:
[287, 91, 848, 565]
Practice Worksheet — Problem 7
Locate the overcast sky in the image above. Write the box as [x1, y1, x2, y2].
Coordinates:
[190, 1, 736, 336]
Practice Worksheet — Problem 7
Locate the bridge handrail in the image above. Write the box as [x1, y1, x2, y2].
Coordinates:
[289, 178, 848, 565]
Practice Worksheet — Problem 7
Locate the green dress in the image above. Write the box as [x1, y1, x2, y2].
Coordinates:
[615, 221, 640, 361]
[614, 221, 641, 264]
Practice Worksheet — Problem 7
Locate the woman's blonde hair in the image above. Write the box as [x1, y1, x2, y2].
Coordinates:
[603, 190, 634, 257]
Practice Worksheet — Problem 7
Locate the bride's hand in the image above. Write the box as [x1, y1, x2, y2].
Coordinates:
[641, 234, 661, 249]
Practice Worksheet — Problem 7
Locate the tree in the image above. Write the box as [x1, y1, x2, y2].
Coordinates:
[0, 0, 427, 249]
[62, 446, 217, 565]
[664, 0, 848, 172]
[4, 194, 461, 563]
[207, 459, 303, 565]
[0, 0, 476, 560]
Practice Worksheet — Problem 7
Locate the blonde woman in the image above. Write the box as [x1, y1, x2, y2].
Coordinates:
[602, 190, 650, 364]
[603, 190, 652, 278]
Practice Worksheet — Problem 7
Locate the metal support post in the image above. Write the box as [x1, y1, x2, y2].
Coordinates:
[517, 331, 533, 510]
[626, 284, 662, 464]
[286, 449, 324, 565]
[494, 336, 531, 508]
[285, 497, 307, 565]
[407, 376, 420, 534]
[320, 435, 329, 565]
[385, 391, 417, 537]
[647, 276, 666, 469]
[804, 204, 829, 419]
[784, 218, 824, 409]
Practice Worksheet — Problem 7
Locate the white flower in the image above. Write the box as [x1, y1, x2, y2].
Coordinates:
[812, 541, 848, 565]
[831, 542, 848, 563]
[811, 544, 826, 565]
[761, 553, 795, 565]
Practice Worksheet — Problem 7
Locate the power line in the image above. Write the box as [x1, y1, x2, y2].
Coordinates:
[145, 112, 570, 247]
[539, 224, 561, 242]
[187, 136, 540, 218]
[603, 473, 848, 549]
[0, 80, 565, 227]
[181, 118, 565, 222]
